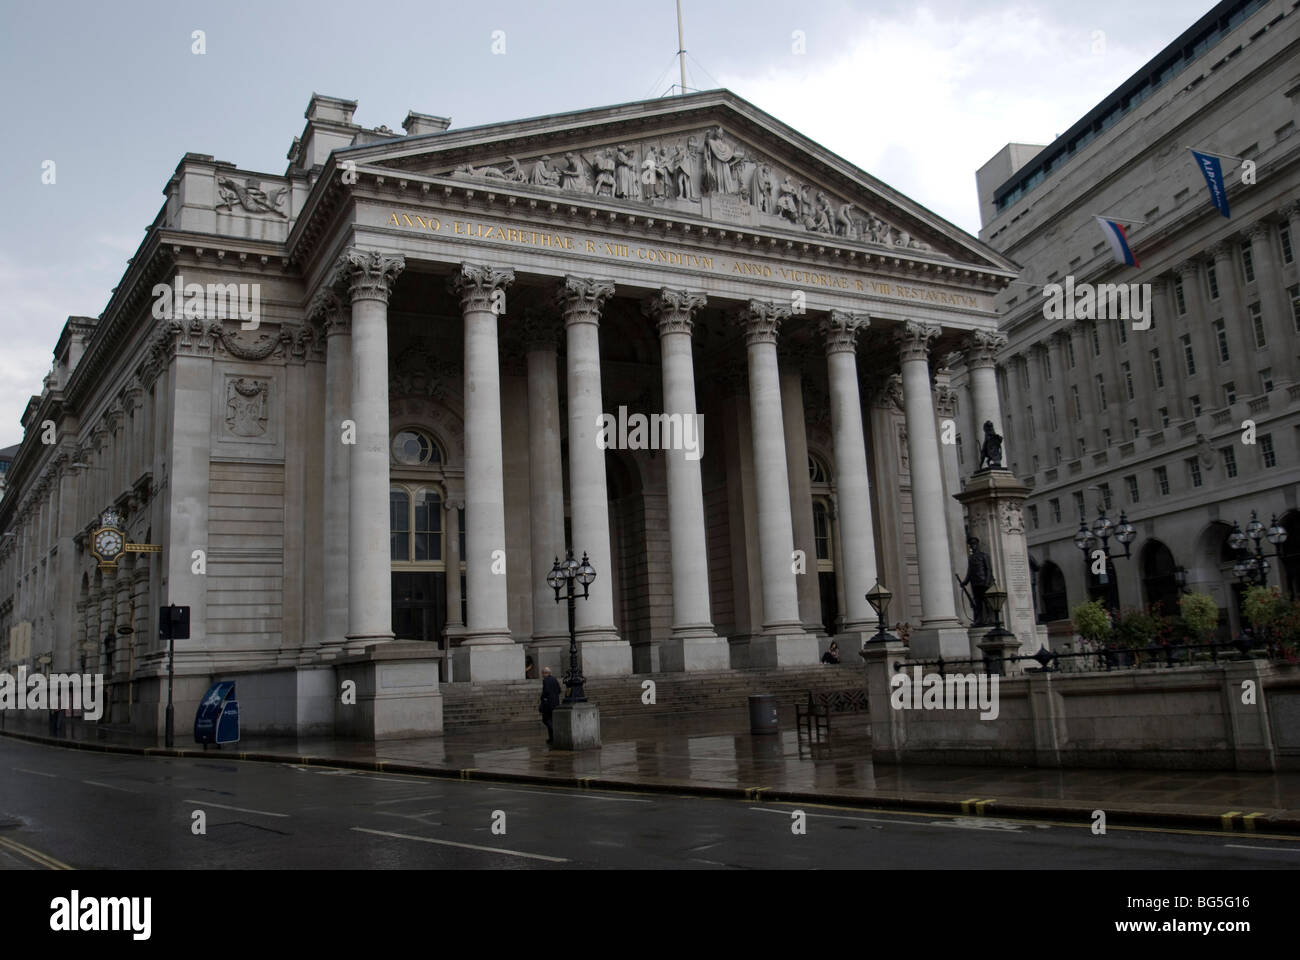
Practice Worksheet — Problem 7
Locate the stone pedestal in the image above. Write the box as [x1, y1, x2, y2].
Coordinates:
[452, 641, 524, 683]
[660, 633, 731, 672]
[553, 702, 601, 750]
[954, 469, 1037, 655]
[976, 629, 1024, 675]
[333, 642, 443, 740]
[909, 625, 970, 660]
[749, 632, 820, 668]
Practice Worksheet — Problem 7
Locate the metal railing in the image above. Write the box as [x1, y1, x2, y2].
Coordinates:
[895, 635, 1278, 677]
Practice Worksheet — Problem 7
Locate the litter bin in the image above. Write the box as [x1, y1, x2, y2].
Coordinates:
[748, 693, 779, 735]
[194, 681, 240, 747]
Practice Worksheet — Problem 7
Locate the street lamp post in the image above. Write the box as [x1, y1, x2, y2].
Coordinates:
[864, 581, 896, 644]
[981, 582, 1014, 675]
[1074, 505, 1136, 612]
[1228, 511, 1287, 588]
[547, 549, 595, 703]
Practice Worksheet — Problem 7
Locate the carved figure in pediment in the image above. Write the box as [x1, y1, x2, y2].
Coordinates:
[776, 176, 800, 222]
[529, 155, 560, 187]
[585, 148, 616, 197]
[614, 144, 641, 200]
[836, 203, 856, 239]
[867, 214, 891, 246]
[812, 192, 834, 234]
[701, 126, 744, 195]
[558, 152, 584, 191]
[751, 164, 773, 212]
[641, 147, 665, 198]
[665, 140, 699, 201]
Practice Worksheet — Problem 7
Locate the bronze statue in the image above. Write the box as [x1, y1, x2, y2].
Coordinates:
[977, 419, 1003, 471]
[959, 536, 994, 627]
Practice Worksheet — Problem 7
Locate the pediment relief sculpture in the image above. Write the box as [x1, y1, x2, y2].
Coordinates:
[443, 126, 937, 254]
[216, 176, 289, 218]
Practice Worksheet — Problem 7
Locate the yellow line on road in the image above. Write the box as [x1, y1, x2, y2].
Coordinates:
[0, 836, 73, 870]
[1221, 811, 1242, 829]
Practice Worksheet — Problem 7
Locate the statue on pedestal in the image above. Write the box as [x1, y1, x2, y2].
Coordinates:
[959, 536, 993, 627]
[977, 420, 1003, 471]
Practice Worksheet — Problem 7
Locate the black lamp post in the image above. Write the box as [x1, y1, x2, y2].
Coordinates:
[547, 549, 595, 703]
[1228, 511, 1287, 587]
[864, 581, 896, 643]
[981, 581, 1015, 675]
[1074, 506, 1136, 612]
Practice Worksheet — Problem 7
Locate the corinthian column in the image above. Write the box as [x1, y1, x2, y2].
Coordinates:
[337, 249, 403, 650]
[965, 329, 1008, 464]
[896, 320, 965, 658]
[311, 286, 350, 659]
[558, 275, 632, 677]
[821, 310, 878, 635]
[522, 313, 569, 676]
[451, 263, 522, 682]
[736, 300, 818, 667]
[645, 289, 727, 671]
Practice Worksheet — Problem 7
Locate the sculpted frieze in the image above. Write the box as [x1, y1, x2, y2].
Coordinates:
[216, 177, 289, 219]
[442, 126, 935, 253]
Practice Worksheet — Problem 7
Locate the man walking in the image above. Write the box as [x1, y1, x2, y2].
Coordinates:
[539, 666, 562, 745]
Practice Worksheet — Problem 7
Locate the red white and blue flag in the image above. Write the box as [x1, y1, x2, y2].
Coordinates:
[1095, 216, 1139, 267]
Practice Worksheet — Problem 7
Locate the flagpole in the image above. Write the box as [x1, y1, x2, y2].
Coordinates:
[1184, 145, 1243, 162]
[1094, 215, 1147, 225]
[676, 0, 687, 95]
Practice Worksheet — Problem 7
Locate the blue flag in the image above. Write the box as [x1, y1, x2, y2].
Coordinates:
[1191, 149, 1230, 218]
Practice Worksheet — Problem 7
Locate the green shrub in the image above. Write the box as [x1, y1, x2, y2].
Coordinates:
[1071, 599, 1111, 645]
[1113, 607, 1164, 649]
[1178, 592, 1219, 642]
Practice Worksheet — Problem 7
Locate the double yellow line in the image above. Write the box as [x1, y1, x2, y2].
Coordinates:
[0, 835, 73, 870]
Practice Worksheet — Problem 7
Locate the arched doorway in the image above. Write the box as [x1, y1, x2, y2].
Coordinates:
[1039, 560, 1068, 622]
[1140, 540, 1180, 616]
[1189, 521, 1235, 640]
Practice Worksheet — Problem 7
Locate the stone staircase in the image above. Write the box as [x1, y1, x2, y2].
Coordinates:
[439, 663, 866, 728]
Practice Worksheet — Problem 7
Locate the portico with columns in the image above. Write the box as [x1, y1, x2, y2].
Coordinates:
[0, 90, 1019, 739]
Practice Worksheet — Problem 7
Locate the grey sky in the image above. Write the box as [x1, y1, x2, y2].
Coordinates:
[0, 0, 1210, 446]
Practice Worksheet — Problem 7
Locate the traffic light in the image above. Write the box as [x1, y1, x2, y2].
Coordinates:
[159, 605, 191, 640]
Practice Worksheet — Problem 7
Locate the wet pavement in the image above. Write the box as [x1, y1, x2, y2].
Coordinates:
[3, 706, 1299, 833]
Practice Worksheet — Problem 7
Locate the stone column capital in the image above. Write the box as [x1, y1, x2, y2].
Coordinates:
[820, 310, 869, 355]
[556, 275, 616, 325]
[1209, 240, 1234, 262]
[964, 329, 1007, 369]
[445, 498, 465, 512]
[895, 319, 940, 363]
[736, 299, 791, 346]
[644, 288, 707, 337]
[308, 285, 349, 336]
[451, 263, 515, 314]
[335, 248, 405, 304]
[1174, 259, 1200, 278]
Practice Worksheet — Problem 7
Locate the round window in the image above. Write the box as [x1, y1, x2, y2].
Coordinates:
[392, 430, 433, 465]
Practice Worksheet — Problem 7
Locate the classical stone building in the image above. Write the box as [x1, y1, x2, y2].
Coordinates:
[960, 0, 1300, 639]
[0, 89, 1018, 736]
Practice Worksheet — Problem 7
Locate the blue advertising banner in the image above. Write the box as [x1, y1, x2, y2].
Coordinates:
[194, 681, 239, 744]
[1191, 149, 1231, 218]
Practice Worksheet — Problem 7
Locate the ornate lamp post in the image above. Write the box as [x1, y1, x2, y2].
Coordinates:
[864, 581, 896, 644]
[1074, 506, 1136, 612]
[981, 582, 1015, 675]
[1228, 511, 1287, 587]
[547, 549, 595, 703]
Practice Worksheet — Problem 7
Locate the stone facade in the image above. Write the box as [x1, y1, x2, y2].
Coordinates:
[0, 90, 1017, 737]
[958, 0, 1300, 637]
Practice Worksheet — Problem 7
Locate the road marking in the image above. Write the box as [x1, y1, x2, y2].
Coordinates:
[13, 768, 57, 778]
[1220, 811, 1242, 829]
[1242, 812, 1268, 831]
[750, 807, 927, 828]
[1224, 843, 1300, 853]
[350, 826, 569, 862]
[373, 795, 447, 806]
[184, 799, 289, 818]
[0, 836, 73, 870]
[486, 786, 651, 803]
[82, 780, 138, 794]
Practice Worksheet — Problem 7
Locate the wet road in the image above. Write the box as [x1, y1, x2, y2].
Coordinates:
[2, 737, 1299, 869]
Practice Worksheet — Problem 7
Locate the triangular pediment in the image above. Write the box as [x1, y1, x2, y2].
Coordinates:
[337, 91, 1015, 273]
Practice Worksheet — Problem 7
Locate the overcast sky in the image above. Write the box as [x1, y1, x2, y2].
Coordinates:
[0, 0, 1211, 448]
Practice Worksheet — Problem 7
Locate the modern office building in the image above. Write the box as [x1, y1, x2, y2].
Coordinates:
[959, 0, 1300, 638]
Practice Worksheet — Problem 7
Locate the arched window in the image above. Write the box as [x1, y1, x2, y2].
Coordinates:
[1040, 561, 1068, 622]
[1141, 540, 1179, 616]
[808, 453, 830, 484]
[813, 501, 832, 562]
